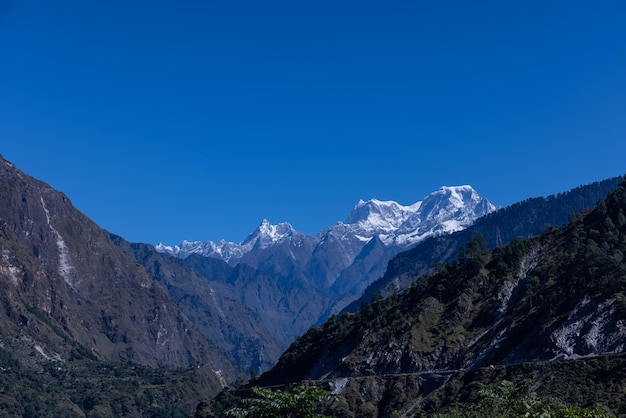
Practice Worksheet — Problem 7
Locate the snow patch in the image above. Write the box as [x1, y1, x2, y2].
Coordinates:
[156, 325, 170, 348]
[354, 234, 372, 243]
[155, 243, 174, 252]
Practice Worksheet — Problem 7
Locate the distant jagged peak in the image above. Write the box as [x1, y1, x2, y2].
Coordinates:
[156, 219, 302, 261]
[352, 197, 417, 211]
[420, 185, 481, 206]
[241, 219, 299, 248]
[438, 184, 474, 193]
[156, 239, 216, 258]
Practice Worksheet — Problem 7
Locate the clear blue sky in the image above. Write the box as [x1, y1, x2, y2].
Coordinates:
[1, 1, 625, 245]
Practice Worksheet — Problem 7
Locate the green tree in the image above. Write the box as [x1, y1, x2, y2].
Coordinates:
[431, 381, 614, 418]
[460, 235, 488, 262]
[226, 385, 336, 418]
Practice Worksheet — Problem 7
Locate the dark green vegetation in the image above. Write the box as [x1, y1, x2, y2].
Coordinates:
[198, 384, 337, 418]
[197, 355, 624, 417]
[419, 354, 626, 416]
[0, 346, 223, 417]
[430, 379, 614, 418]
[214, 384, 336, 418]
[214, 177, 626, 416]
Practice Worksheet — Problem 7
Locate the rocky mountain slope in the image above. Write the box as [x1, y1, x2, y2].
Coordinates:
[113, 235, 321, 374]
[253, 176, 626, 416]
[0, 154, 235, 376]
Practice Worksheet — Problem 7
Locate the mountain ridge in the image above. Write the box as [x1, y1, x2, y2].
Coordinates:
[156, 185, 496, 260]
[0, 154, 236, 375]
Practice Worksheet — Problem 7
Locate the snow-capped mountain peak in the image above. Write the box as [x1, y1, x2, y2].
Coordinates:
[388, 185, 496, 246]
[344, 199, 419, 234]
[156, 219, 300, 262]
[241, 219, 297, 249]
[417, 185, 488, 220]
[337, 185, 495, 247]
[155, 238, 247, 261]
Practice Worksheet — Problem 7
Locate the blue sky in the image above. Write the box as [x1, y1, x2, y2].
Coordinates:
[1, 1, 625, 245]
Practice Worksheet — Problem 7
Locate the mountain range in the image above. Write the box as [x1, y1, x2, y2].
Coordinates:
[157, 185, 495, 261]
[347, 176, 624, 312]
[152, 180, 619, 376]
[157, 185, 496, 319]
[150, 186, 496, 373]
[211, 177, 626, 417]
[1, 151, 623, 416]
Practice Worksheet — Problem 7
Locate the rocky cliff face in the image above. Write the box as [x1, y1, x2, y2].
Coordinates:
[0, 155, 234, 377]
